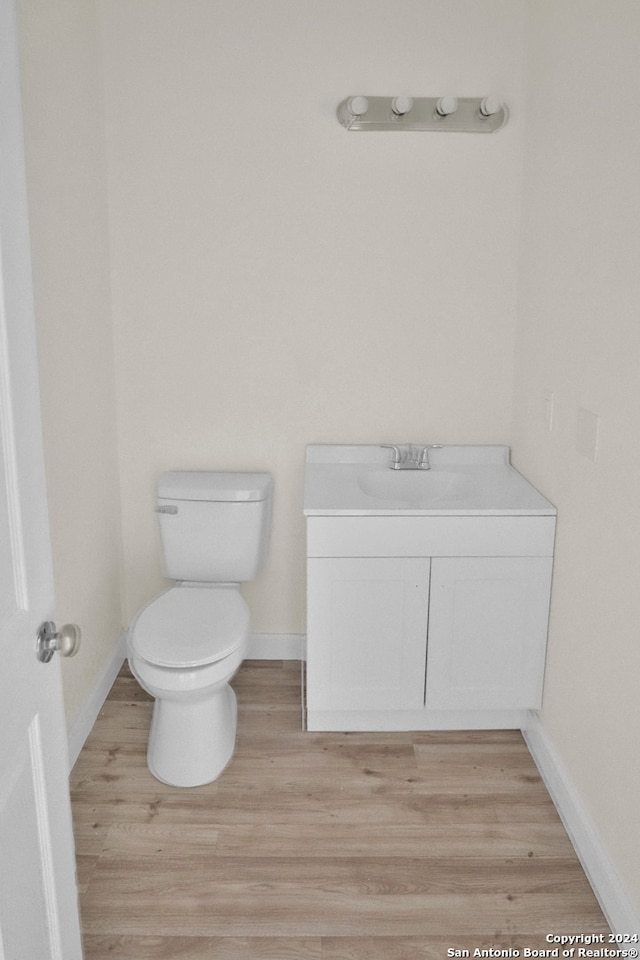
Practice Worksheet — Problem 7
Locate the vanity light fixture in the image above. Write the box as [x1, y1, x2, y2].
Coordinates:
[336, 95, 507, 133]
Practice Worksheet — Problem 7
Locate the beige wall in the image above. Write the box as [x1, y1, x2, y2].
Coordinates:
[512, 0, 640, 912]
[17, 0, 124, 728]
[97, 0, 526, 631]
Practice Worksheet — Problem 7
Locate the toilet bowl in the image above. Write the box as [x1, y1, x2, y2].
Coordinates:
[127, 471, 273, 787]
[128, 584, 249, 786]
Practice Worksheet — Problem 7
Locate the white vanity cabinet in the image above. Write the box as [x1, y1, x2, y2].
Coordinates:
[305, 515, 555, 731]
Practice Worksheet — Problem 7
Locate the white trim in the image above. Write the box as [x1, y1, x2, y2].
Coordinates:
[246, 632, 305, 661]
[67, 632, 126, 771]
[29, 715, 63, 959]
[524, 711, 640, 934]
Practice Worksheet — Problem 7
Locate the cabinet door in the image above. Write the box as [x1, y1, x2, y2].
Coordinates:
[426, 557, 552, 711]
[307, 558, 430, 711]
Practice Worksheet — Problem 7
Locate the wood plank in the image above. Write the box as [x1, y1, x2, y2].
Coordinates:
[214, 821, 576, 859]
[82, 936, 322, 960]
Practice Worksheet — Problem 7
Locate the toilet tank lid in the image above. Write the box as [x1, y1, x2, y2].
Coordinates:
[158, 471, 273, 502]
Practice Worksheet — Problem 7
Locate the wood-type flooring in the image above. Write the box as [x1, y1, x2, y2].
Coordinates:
[70, 660, 609, 959]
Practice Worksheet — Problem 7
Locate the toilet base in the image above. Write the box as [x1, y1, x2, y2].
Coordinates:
[147, 682, 238, 787]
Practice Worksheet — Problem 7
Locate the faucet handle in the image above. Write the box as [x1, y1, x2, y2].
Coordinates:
[380, 444, 403, 467]
[419, 443, 443, 467]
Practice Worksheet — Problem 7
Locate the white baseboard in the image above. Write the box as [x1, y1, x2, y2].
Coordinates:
[524, 712, 640, 934]
[247, 632, 305, 660]
[67, 631, 126, 771]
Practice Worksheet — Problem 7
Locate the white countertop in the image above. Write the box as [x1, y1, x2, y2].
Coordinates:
[303, 445, 556, 517]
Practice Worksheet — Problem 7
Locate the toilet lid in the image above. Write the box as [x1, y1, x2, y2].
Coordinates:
[129, 587, 249, 668]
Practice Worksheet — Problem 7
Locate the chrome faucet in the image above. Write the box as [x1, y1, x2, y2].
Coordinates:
[380, 443, 443, 470]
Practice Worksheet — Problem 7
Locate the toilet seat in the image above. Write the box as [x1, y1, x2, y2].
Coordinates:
[129, 586, 249, 669]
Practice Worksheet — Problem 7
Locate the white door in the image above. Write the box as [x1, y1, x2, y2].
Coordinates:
[0, 1, 84, 957]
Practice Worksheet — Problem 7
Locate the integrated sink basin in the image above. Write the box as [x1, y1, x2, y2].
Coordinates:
[356, 467, 475, 506]
[304, 444, 556, 516]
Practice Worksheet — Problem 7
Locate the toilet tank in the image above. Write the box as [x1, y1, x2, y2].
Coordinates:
[156, 471, 273, 582]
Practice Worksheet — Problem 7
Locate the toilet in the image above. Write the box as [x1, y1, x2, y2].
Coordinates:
[127, 470, 273, 787]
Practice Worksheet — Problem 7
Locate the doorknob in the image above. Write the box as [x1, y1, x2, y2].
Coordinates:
[36, 621, 81, 663]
